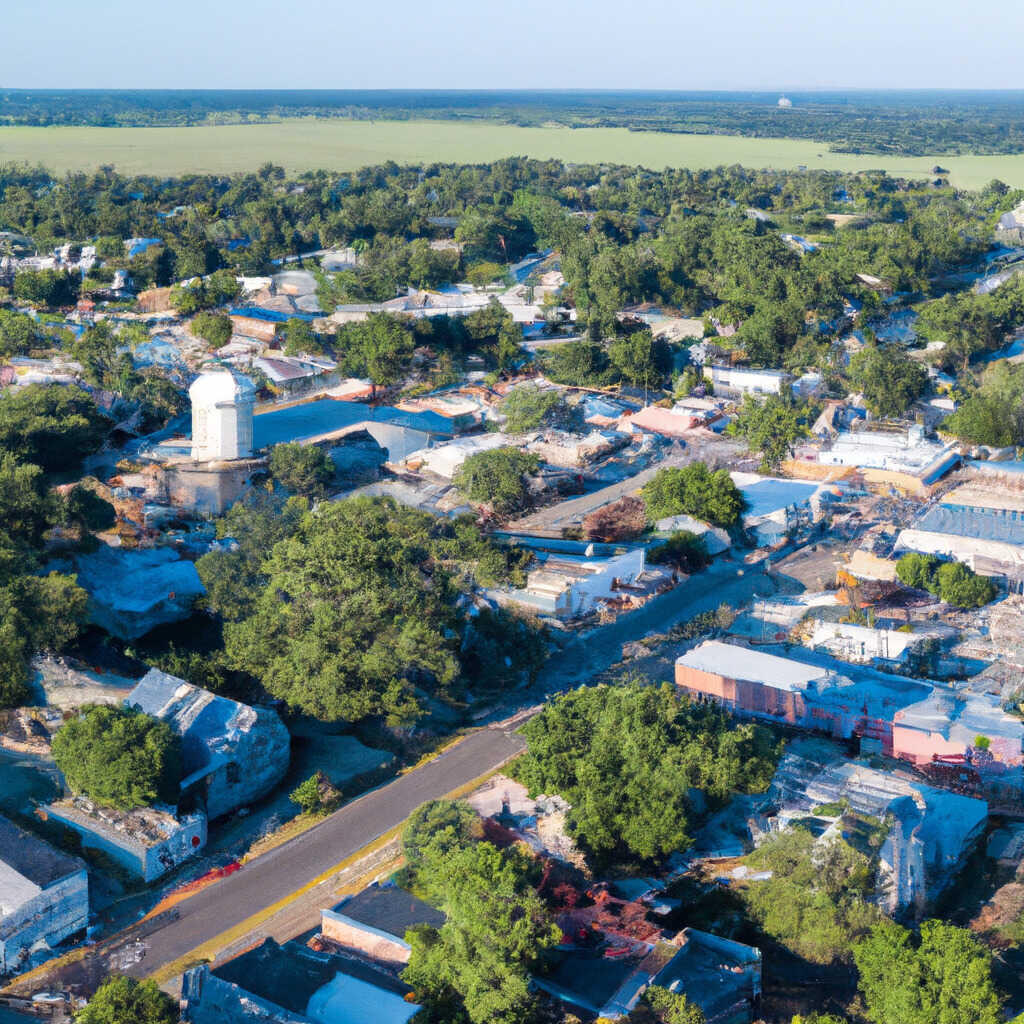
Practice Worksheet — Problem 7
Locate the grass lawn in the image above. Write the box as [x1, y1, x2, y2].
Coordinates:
[2, 119, 1024, 189]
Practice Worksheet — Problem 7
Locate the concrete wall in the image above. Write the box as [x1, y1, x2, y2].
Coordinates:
[0, 869, 88, 975]
[199, 709, 290, 821]
[229, 315, 277, 343]
[320, 909, 411, 965]
[45, 809, 206, 883]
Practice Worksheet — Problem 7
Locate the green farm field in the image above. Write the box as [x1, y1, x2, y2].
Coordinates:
[3, 119, 1024, 189]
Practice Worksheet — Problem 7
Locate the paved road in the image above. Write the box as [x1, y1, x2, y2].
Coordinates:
[117, 561, 768, 980]
[124, 724, 526, 978]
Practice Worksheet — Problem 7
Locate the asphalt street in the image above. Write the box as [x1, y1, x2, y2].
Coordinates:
[125, 723, 526, 977]
[122, 558, 768, 980]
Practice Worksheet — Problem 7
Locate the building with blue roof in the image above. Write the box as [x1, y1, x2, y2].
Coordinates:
[126, 668, 290, 820]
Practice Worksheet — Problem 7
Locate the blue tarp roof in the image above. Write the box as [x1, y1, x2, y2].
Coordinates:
[252, 398, 456, 449]
[922, 504, 1024, 546]
[230, 306, 318, 324]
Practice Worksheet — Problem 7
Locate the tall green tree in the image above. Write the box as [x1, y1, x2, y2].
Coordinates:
[336, 313, 414, 391]
[403, 841, 558, 1024]
[728, 394, 811, 470]
[853, 920, 1007, 1024]
[268, 442, 335, 497]
[516, 681, 779, 865]
[848, 345, 929, 419]
[52, 705, 182, 811]
[453, 448, 541, 515]
[641, 463, 745, 527]
[75, 976, 178, 1024]
[221, 497, 510, 725]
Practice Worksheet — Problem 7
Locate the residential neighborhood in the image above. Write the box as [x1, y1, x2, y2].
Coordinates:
[2, 85, 1024, 1024]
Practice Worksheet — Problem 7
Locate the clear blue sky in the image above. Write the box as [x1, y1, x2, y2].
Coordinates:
[5, 0, 1023, 91]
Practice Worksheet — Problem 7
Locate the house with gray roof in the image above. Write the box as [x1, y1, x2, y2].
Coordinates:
[126, 669, 290, 820]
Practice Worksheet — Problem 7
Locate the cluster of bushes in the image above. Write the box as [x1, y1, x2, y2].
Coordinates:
[895, 552, 996, 608]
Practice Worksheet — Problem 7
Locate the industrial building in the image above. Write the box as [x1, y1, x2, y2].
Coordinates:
[675, 640, 931, 755]
[675, 641, 1024, 802]
[0, 816, 88, 976]
[895, 483, 1024, 590]
[815, 423, 959, 495]
[126, 669, 290, 821]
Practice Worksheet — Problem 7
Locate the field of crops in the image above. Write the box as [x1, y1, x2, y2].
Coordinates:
[3, 119, 1024, 190]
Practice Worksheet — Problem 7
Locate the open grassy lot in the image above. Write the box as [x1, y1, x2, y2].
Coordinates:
[3, 119, 1024, 189]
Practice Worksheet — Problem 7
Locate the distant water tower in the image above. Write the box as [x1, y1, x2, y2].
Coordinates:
[189, 367, 256, 461]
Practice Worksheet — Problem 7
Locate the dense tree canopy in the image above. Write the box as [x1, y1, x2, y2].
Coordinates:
[515, 681, 779, 866]
[0, 452, 90, 707]
[944, 360, 1024, 447]
[743, 828, 881, 964]
[641, 463, 745, 527]
[499, 385, 580, 434]
[895, 553, 996, 608]
[217, 497, 532, 725]
[847, 345, 929, 419]
[728, 394, 812, 471]
[335, 313, 414, 388]
[52, 705, 182, 811]
[403, 837, 558, 1024]
[268, 442, 335, 498]
[853, 920, 1010, 1024]
[453, 448, 541, 515]
[0, 384, 109, 472]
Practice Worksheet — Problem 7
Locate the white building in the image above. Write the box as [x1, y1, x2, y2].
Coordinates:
[803, 620, 923, 668]
[44, 800, 206, 883]
[507, 548, 648, 618]
[818, 424, 952, 474]
[703, 364, 791, 398]
[189, 367, 256, 462]
[0, 816, 88, 975]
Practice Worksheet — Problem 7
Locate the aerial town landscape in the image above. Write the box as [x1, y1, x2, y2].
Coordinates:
[5, 8, 1024, 1024]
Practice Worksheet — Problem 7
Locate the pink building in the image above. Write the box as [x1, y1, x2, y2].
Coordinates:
[676, 641, 1024, 804]
[675, 640, 928, 755]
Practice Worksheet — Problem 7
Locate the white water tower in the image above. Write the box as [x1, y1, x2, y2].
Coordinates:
[189, 367, 256, 461]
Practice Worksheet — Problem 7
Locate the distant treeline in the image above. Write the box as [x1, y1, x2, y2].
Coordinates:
[7, 89, 1024, 155]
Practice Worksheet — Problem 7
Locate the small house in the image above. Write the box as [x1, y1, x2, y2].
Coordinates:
[126, 669, 290, 820]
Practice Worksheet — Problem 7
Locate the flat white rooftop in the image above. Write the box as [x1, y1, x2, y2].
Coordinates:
[676, 640, 833, 691]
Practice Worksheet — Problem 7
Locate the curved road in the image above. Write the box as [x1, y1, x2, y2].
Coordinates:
[125, 724, 525, 977]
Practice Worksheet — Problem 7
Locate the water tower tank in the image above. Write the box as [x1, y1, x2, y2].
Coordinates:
[189, 368, 256, 461]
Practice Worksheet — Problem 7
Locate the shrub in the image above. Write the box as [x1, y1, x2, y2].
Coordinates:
[583, 496, 647, 542]
[648, 531, 711, 573]
[641, 463, 745, 527]
[269, 442, 335, 497]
